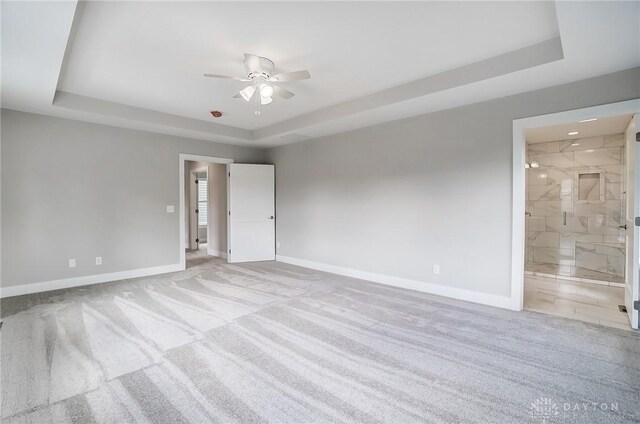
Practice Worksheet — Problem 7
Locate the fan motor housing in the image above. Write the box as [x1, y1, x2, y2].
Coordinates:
[247, 56, 275, 79]
[248, 71, 271, 80]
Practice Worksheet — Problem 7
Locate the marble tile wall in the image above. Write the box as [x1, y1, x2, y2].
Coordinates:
[575, 241, 625, 276]
[525, 134, 626, 277]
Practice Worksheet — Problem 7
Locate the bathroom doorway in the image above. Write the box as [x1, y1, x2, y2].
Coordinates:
[511, 100, 640, 330]
[523, 115, 632, 329]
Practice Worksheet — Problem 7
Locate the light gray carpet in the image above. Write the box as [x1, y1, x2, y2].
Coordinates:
[1, 254, 639, 423]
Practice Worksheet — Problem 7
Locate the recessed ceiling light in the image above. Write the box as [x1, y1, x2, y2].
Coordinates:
[579, 118, 598, 123]
[571, 143, 580, 146]
[568, 131, 579, 136]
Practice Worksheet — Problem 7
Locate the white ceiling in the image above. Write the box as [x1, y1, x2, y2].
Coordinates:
[2, 1, 639, 147]
[526, 114, 633, 144]
[58, 1, 559, 129]
[1, 1, 77, 109]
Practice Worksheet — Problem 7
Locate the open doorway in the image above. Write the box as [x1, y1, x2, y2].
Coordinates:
[185, 160, 228, 265]
[187, 165, 208, 255]
[178, 155, 276, 269]
[523, 114, 633, 329]
[179, 154, 234, 269]
[512, 102, 640, 330]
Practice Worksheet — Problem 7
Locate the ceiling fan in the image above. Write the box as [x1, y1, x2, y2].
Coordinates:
[204, 54, 310, 107]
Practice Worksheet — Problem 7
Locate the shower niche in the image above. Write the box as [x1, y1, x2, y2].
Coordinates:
[576, 171, 605, 203]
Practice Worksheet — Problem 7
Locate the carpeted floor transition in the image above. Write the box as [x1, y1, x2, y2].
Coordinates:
[1, 253, 639, 424]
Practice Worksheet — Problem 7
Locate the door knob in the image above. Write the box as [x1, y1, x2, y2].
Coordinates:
[269, 216, 274, 219]
[619, 224, 628, 230]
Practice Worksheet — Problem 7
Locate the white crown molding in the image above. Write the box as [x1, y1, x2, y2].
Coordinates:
[276, 255, 514, 310]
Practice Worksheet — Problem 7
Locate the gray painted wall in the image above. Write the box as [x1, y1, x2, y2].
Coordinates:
[265, 67, 640, 298]
[207, 163, 228, 256]
[1, 110, 263, 287]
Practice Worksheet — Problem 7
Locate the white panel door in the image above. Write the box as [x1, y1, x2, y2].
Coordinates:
[227, 164, 275, 263]
[624, 114, 639, 329]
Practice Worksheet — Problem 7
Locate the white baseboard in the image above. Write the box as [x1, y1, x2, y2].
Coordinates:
[0, 263, 184, 298]
[276, 255, 514, 310]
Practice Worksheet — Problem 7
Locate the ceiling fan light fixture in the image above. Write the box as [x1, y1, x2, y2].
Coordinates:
[260, 84, 274, 98]
[204, 54, 310, 112]
[260, 95, 273, 106]
[239, 85, 256, 102]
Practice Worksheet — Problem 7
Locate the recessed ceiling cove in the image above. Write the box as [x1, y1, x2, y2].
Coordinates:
[57, 2, 558, 127]
[3, 1, 639, 146]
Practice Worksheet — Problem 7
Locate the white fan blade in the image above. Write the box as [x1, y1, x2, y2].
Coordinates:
[244, 54, 261, 73]
[203, 74, 249, 81]
[268, 70, 310, 82]
[233, 85, 256, 101]
[273, 85, 295, 99]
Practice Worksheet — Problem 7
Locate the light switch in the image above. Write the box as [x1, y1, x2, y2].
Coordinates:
[166, 205, 175, 213]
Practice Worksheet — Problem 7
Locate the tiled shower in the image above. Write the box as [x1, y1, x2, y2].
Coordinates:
[525, 133, 626, 282]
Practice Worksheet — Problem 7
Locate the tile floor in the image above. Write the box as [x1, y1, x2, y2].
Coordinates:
[525, 261, 624, 286]
[524, 274, 631, 330]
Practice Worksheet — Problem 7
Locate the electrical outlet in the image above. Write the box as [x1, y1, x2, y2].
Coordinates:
[166, 205, 175, 213]
[433, 264, 440, 274]
[96, 256, 102, 265]
[68, 258, 76, 268]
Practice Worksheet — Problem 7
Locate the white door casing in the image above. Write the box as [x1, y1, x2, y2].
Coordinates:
[227, 164, 275, 263]
[189, 170, 199, 250]
[511, 99, 640, 312]
[179, 154, 234, 269]
[624, 114, 639, 329]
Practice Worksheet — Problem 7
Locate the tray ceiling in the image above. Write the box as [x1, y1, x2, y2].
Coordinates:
[2, 1, 639, 147]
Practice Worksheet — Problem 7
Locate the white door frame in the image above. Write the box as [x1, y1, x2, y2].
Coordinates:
[179, 154, 234, 269]
[510, 99, 640, 311]
[624, 114, 640, 329]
